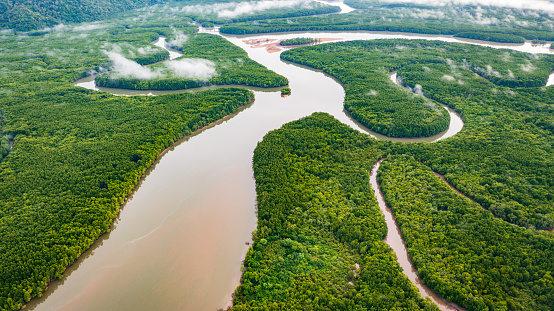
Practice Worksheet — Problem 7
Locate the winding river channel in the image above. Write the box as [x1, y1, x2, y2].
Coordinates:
[28, 6, 554, 311]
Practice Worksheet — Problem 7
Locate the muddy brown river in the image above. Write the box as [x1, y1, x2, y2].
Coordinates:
[28, 13, 554, 311]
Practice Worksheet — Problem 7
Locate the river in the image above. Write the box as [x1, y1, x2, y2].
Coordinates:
[28, 6, 554, 311]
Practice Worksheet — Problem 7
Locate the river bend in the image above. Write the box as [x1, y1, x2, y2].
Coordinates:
[29, 23, 554, 311]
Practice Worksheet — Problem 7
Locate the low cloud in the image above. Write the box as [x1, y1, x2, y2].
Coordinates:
[373, 0, 554, 12]
[164, 59, 217, 80]
[73, 23, 106, 32]
[180, 0, 314, 18]
[442, 74, 456, 81]
[168, 28, 188, 48]
[105, 51, 162, 79]
[520, 61, 537, 72]
[105, 51, 216, 81]
[414, 84, 424, 96]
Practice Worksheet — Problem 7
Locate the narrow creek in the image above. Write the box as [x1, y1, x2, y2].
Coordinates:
[28, 18, 554, 311]
[370, 160, 464, 311]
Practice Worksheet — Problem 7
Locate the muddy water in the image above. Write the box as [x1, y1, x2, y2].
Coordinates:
[30, 27, 553, 311]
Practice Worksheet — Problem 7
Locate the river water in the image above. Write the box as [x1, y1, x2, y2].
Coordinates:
[29, 10, 554, 311]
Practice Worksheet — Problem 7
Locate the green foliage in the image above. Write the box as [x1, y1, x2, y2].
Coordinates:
[453, 32, 525, 44]
[280, 87, 291, 95]
[249, 39, 554, 310]
[0, 12, 287, 309]
[281, 40, 453, 138]
[281, 40, 553, 140]
[388, 51, 554, 229]
[96, 33, 289, 90]
[378, 155, 554, 311]
[0, 0, 161, 31]
[220, 7, 554, 43]
[279, 37, 318, 46]
[0, 85, 253, 311]
[176, 1, 340, 25]
[232, 112, 437, 310]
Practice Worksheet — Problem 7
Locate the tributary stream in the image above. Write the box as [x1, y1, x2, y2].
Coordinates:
[28, 15, 554, 311]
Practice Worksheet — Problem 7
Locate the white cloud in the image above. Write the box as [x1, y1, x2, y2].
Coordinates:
[168, 28, 188, 49]
[374, 0, 554, 12]
[105, 51, 162, 79]
[180, 0, 314, 18]
[164, 59, 217, 80]
[105, 51, 217, 81]
[73, 23, 106, 31]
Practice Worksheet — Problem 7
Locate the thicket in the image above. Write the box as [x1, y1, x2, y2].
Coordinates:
[0, 0, 160, 31]
[96, 33, 289, 90]
[281, 40, 553, 139]
[389, 56, 554, 230]
[220, 9, 554, 43]
[231, 113, 437, 310]
[0, 14, 287, 310]
[279, 37, 318, 46]
[245, 39, 554, 310]
[184, 2, 340, 25]
[280, 40, 453, 138]
[453, 32, 525, 44]
[378, 155, 554, 311]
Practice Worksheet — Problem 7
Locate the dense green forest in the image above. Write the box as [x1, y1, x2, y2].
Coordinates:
[0, 10, 289, 310]
[0, 0, 340, 32]
[0, 0, 161, 31]
[378, 155, 554, 310]
[242, 39, 554, 310]
[281, 40, 453, 138]
[96, 33, 288, 90]
[279, 37, 319, 46]
[280, 39, 554, 229]
[2, 0, 554, 310]
[220, 6, 554, 43]
[231, 113, 437, 311]
[281, 39, 553, 138]
[174, 1, 340, 25]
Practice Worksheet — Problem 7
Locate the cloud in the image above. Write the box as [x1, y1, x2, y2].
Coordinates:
[442, 74, 456, 81]
[168, 29, 188, 48]
[105, 51, 162, 79]
[373, 0, 554, 12]
[520, 61, 537, 72]
[486, 65, 500, 77]
[73, 23, 106, 31]
[179, 0, 314, 18]
[164, 59, 217, 80]
[414, 84, 424, 96]
[105, 51, 216, 81]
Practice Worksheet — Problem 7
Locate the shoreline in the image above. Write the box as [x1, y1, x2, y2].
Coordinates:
[22, 95, 255, 311]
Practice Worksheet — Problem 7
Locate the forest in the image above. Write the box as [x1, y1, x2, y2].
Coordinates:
[0, 10, 288, 310]
[0, 0, 340, 32]
[279, 37, 319, 46]
[2, 0, 554, 310]
[96, 33, 288, 90]
[230, 113, 437, 311]
[281, 39, 553, 138]
[280, 39, 554, 229]
[378, 155, 554, 310]
[241, 38, 554, 310]
[220, 6, 554, 43]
